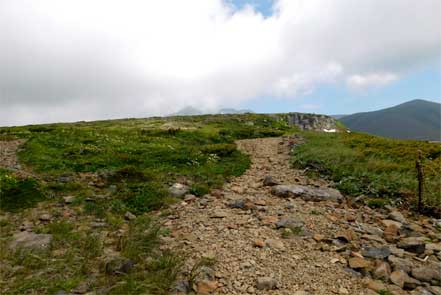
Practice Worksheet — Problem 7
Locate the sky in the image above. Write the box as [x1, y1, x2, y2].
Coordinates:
[0, 0, 440, 126]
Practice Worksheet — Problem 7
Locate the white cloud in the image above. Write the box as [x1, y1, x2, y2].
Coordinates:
[346, 73, 399, 90]
[0, 0, 440, 125]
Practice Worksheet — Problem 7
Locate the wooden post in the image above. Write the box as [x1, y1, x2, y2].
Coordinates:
[415, 150, 424, 213]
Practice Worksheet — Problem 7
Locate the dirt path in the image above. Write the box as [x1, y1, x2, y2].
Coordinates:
[164, 137, 368, 295]
[0, 139, 25, 170]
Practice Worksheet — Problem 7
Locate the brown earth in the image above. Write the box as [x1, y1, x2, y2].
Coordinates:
[163, 137, 369, 294]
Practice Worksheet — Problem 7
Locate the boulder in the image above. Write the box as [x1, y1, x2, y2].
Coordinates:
[362, 247, 391, 259]
[373, 261, 391, 281]
[389, 211, 407, 224]
[348, 257, 371, 269]
[411, 265, 441, 284]
[397, 237, 426, 254]
[256, 277, 277, 290]
[263, 175, 279, 186]
[9, 231, 52, 251]
[388, 255, 413, 274]
[275, 218, 304, 229]
[168, 183, 189, 198]
[271, 185, 343, 202]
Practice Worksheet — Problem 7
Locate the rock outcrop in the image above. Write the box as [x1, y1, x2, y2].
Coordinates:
[285, 113, 338, 131]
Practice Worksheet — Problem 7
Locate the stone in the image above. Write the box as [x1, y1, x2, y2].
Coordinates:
[293, 292, 311, 295]
[361, 224, 384, 236]
[184, 194, 197, 202]
[390, 270, 408, 289]
[63, 195, 75, 204]
[313, 234, 325, 242]
[388, 255, 413, 274]
[348, 257, 370, 269]
[397, 237, 426, 254]
[260, 215, 278, 225]
[276, 218, 304, 229]
[263, 175, 279, 186]
[362, 246, 391, 259]
[265, 239, 285, 251]
[428, 286, 441, 295]
[389, 211, 407, 224]
[410, 287, 436, 295]
[71, 282, 89, 294]
[364, 279, 387, 292]
[384, 224, 400, 242]
[411, 265, 441, 283]
[335, 230, 356, 243]
[9, 231, 52, 251]
[271, 184, 343, 202]
[124, 211, 136, 220]
[39, 213, 51, 222]
[211, 209, 228, 218]
[253, 239, 265, 248]
[404, 276, 422, 290]
[228, 199, 253, 210]
[168, 183, 189, 198]
[427, 243, 441, 252]
[197, 280, 218, 294]
[105, 257, 135, 275]
[256, 277, 277, 290]
[381, 219, 403, 229]
[339, 287, 349, 294]
[373, 261, 391, 281]
[171, 280, 190, 294]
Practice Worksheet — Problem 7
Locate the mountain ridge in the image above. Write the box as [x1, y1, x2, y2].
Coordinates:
[340, 99, 441, 141]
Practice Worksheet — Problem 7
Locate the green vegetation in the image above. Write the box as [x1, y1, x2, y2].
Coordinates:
[0, 169, 45, 212]
[0, 114, 296, 214]
[293, 131, 441, 213]
[0, 114, 297, 294]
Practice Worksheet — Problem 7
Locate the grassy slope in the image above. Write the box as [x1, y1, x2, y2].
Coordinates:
[293, 131, 441, 212]
[0, 114, 297, 294]
[341, 99, 441, 141]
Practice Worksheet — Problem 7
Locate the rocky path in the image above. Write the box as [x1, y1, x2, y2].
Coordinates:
[0, 139, 25, 171]
[164, 137, 369, 294]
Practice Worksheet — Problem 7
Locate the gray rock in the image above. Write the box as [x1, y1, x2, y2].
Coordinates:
[256, 277, 277, 290]
[229, 199, 245, 209]
[271, 184, 343, 202]
[170, 280, 190, 294]
[398, 237, 426, 254]
[373, 261, 391, 281]
[389, 211, 407, 224]
[428, 286, 441, 295]
[124, 211, 136, 221]
[105, 256, 135, 275]
[388, 255, 413, 274]
[412, 265, 441, 284]
[276, 218, 304, 229]
[362, 246, 391, 259]
[63, 196, 75, 204]
[410, 287, 436, 295]
[39, 213, 51, 222]
[71, 282, 89, 294]
[168, 183, 189, 198]
[9, 231, 52, 251]
[263, 176, 279, 186]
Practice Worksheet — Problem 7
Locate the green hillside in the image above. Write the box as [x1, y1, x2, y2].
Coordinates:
[340, 99, 441, 141]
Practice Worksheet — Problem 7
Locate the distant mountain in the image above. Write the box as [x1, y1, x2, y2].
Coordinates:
[170, 106, 203, 116]
[169, 107, 253, 116]
[330, 114, 349, 119]
[340, 99, 441, 141]
[218, 108, 253, 114]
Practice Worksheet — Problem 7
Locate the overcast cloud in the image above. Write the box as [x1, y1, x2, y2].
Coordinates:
[1, 0, 440, 125]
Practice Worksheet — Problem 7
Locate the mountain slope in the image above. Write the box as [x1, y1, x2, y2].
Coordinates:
[340, 99, 441, 140]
